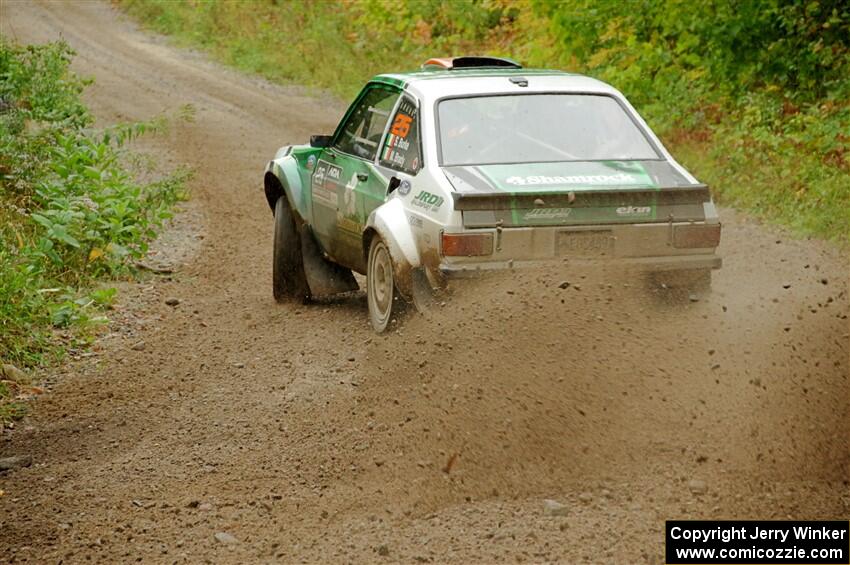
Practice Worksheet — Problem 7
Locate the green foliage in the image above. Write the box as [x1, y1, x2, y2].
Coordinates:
[119, 0, 849, 243]
[532, 0, 850, 241]
[0, 41, 89, 125]
[0, 39, 188, 372]
[119, 0, 521, 99]
[0, 381, 28, 423]
[527, 0, 850, 128]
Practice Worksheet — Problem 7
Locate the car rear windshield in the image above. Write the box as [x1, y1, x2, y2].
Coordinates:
[438, 94, 660, 166]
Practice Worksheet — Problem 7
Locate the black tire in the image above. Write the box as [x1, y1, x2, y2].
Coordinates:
[273, 196, 310, 303]
[366, 235, 403, 332]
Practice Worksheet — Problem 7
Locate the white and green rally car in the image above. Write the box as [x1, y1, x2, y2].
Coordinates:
[263, 56, 722, 331]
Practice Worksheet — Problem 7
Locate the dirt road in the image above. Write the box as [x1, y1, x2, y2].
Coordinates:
[1, 2, 848, 563]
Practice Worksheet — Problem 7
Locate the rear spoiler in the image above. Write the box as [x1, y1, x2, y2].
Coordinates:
[451, 184, 711, 211]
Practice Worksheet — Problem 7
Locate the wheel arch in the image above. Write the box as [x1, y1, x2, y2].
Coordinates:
[361, 227, 380, 266]
[364, 199, 421, 299]
[264, 170, 284, 213]
[264, 154, 309, 222]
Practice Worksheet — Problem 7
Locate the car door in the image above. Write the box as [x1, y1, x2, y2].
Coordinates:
[310, 84, 399, 269]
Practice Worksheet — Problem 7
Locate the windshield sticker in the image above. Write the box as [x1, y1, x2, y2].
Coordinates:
[505, 173, 638, 186]
[469, 161, 657, 193]
[390, 113, 412, 137]
[380, 98, 420, 174]
[381, 135, 411, 167]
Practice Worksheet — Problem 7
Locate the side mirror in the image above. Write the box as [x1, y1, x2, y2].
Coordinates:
[310, 135, 332, 148]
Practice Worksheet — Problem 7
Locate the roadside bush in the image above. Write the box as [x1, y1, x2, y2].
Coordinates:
[530, 0, 849, 240]
[0, 39, 187, 404]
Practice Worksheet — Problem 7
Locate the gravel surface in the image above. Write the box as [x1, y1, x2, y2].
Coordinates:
[1, 2, 848, 563]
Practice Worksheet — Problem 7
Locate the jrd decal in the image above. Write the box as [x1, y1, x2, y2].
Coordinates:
[411, 190, 444, 212]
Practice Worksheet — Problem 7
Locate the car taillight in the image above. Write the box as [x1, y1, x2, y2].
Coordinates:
[441, 232, 493, 256]
[673, 224, 721, 248]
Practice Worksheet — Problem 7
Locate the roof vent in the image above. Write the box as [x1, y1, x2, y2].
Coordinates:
[421, 56, 522, 70]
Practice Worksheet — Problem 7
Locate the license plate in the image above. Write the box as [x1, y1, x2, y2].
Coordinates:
[556, 230, 614, 257]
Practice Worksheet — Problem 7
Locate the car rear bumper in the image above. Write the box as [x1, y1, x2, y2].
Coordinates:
[441, 253, 721, 278]
[435, 221, 721, 278]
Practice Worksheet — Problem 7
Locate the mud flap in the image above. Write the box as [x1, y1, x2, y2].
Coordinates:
[299, 225, 359, 297]
[410, 268, 438, 314]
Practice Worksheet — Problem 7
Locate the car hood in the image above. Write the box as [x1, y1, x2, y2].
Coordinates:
[442, 160, 694, 194]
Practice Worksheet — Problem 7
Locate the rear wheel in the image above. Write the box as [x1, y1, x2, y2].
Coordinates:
[273, 196, 310, 303]
[367, 236, 401, 332]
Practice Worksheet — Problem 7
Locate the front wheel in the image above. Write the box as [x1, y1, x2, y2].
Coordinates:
[367, 236, 402, 332]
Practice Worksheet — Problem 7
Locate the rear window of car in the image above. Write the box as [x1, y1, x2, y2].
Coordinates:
[438, 94, 660, 166]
